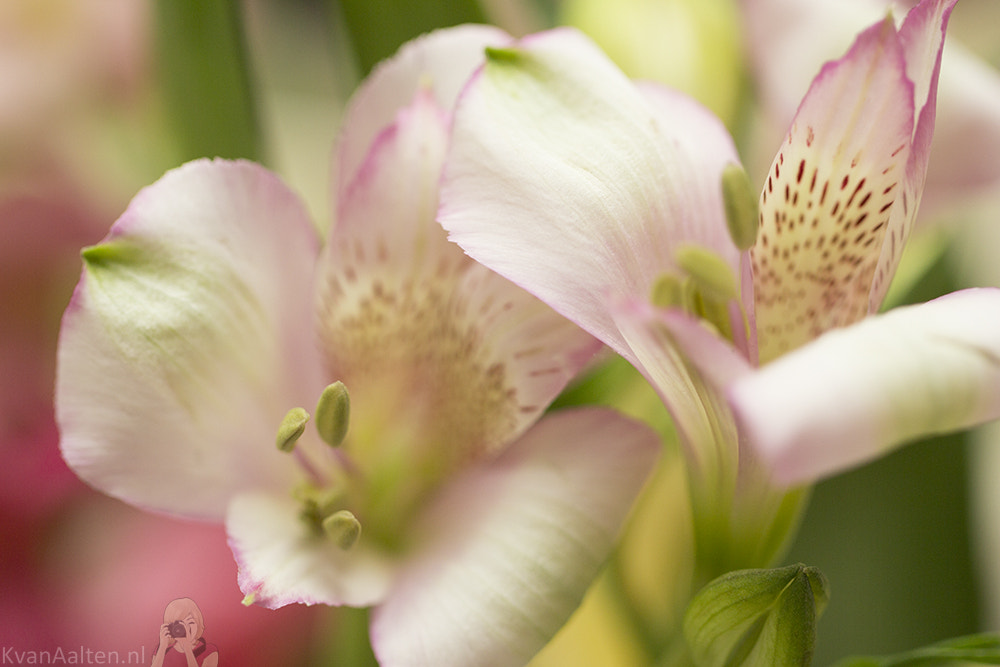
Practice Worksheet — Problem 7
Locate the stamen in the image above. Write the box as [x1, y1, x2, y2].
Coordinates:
[721, 162, 759, 251]
[315, 381, 351, 448]
[675, 244, 738, 302]
[323, 510, 362, 550]
[276, 407, 310, 452]
[650, 273, 685, 310]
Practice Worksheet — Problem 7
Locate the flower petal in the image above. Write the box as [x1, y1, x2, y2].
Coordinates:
[752, 14, 915, 362]
[731, 288, 1000, 486]
[226, 492, 395, 608]
[869, 0, 956, 308]
[369, 407, 659, 667]
[440, 28, 741, 364]
[56, 159, 324, 519]
[334, 24, 510, 203]
[609, 299, 741, 488]
[319, 89, 598, 470]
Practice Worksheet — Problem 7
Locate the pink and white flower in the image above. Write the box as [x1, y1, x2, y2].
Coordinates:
[55, 26, 659, 666]
[440, 0, 1000, 502]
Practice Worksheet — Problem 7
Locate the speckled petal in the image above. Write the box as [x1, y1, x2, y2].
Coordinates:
[869, 0, 957, 309]
[752, 16, 914, 362]
[318, 90, 598, 472]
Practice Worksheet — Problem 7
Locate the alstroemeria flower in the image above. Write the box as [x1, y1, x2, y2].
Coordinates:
[55, 26, 659, 666]
[440, 0, 1000, 506]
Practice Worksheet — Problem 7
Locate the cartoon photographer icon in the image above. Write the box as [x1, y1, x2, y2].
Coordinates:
[151, 598, 219, 667]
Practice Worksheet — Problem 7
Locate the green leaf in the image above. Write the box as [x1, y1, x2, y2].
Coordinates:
[155, 0, 263, 162]
[684, 564, 830, 667]
[332, 0, 489, 75]
[832, 633, 1000, 666]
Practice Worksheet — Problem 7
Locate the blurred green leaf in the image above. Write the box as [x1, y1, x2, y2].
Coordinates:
[155, 0, 263, 162]
[684, 563, 829, 667]
[832, 633, 1000, 666]
[332, 0, 489, 75]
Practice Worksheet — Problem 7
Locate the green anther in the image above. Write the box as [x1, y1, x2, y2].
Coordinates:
[323, 510, 362, 550]
[315, 381, 350, 448]
[276, 407, 310, 452]
[675, 244, 739, 302]
[241, 592, 256, 606]
[721, 162, 759, 251]
[697, 293, 734, 343]
[650, 273, 686, 310]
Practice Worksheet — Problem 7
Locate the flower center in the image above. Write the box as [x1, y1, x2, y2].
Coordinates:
[277, 274, 521, 553]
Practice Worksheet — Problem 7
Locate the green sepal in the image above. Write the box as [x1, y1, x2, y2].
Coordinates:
[683, 563, 830, 667]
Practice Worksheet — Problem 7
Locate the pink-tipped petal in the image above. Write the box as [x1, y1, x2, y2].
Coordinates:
[732, 288, 1000, 486]
[56, 159, 323, 519]
[752, 15, 915, 362]
[441, 28, 740, 364]
[227, 492, 395, 609]
[869, 0, 957, 307]
[370, 407, 660, 667]
[334, 24, 510, 202]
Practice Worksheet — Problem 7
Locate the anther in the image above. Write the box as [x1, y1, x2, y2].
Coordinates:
[276, 407, 310, 452]
[323, 510, 362, 550]
[650, 273, 685, 310]
[315, 381, 350, 448]
[721, 162, 759, 251]
[675, 244, 739, 302]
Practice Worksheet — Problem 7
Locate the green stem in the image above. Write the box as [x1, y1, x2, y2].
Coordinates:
[155, 0, 264, 162]
[329, 606, 379, 667]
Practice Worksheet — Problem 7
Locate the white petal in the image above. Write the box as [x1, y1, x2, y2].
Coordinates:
[318, 89, 598, 466]
[732, 288, 1000, 485]
[56, 159, 324, 519]
[370, 407, 660, 667]
[440, 28, 741, 364]
[334, 24, 510, 203]
[227, 492, 395, 608]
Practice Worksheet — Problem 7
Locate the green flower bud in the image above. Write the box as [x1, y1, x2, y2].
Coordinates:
[683, 563, 830, 667]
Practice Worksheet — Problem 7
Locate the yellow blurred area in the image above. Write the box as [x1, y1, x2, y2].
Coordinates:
[560, 0, 743, 127]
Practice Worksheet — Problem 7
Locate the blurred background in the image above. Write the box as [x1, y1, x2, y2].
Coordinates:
[1, 0, 998, 664]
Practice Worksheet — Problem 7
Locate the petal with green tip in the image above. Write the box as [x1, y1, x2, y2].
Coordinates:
[440, 28, 743, 365]
[56, 159, 324, 519]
